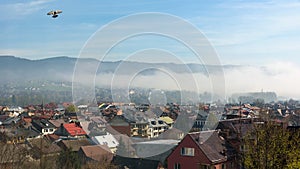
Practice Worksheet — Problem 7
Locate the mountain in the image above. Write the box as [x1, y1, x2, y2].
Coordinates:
[0, 55, 240, 84]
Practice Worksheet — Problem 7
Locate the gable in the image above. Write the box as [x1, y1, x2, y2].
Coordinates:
[167, 134, 211, 165]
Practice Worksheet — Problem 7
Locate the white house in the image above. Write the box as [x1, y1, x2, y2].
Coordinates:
[91, 132, 119, 153]
[147, 118, 169, 138]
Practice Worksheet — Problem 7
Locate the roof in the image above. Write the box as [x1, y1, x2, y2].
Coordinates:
[90, 116, 107, 125]
[159, 116, 174, 124]
[32, 119, 56, 128]
[92, 133, 119, 148]
[112, 156, 162, 169]
[218, 118, 259, 138]
[49, 119, 68, 128]
[60, 139, 92, 151]
[113, 134, 136, 157]
[63, 123, 87, 136]
[189, 130, 230, 164]
[80, 145, 113, 162]
[109, 115, 130, 126]
[5, 127, 40, 139]
[158, 127, 184, 140]
[123, 109, 148, 124]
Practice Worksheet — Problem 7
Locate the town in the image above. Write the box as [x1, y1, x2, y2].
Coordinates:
[0, 96, 299, 169]
[2, 0, 300, 169]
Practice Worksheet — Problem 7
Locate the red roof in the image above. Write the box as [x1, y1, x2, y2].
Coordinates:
[63, 123, 87, 136]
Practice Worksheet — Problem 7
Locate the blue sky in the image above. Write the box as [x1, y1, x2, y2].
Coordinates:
[2, 0, 300, 98]
[1, 0, 300, 65]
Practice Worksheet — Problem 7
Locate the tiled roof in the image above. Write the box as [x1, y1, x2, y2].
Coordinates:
[63, 123, 87, 136]
[60, 139, 91, 151]
[80, 145, 113, 162]
[49, 119, 68, 128]
[189, 131, 229, 163]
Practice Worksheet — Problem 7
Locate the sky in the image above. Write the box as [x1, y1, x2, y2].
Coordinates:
[1, 0, 300, 99]
[1, 0, 300, 65]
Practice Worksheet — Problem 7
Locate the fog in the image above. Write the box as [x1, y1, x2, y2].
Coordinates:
[72, 61, 300, 100]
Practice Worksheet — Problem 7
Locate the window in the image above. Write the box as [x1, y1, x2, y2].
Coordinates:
[198, 164, 209, 169]
[174, 163, 181, 169]
[222, 163, 226, 169]
[181, 147, 195, 156]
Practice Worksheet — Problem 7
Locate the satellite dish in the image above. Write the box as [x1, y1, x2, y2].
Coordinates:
[47, 10, 62, 18]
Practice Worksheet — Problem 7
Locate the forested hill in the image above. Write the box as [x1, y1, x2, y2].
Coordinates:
[0, 55, 239, 84]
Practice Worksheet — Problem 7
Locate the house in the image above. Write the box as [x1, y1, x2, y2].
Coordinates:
[1, 127, 40, 144]
[112, 156, 164, 169]
[0, 116, 21, 127]
[78, 145, 113, 164]
[55, 122, 87, 138]
[133, 139, 180, 159]
[91, 132, 119, 153]
[31, 119, 56, 135]
[191, 111, 208, 132]
[123, 110, 149, 137]
[217, 118, 260, 152]
[159, 116, 174, 128]
[86, 117, 107, 136]
[57, 139, 92, 152]
[109, 115, 131, 136]
[48, 119, 69, 128]
[147, 118, 169, 138]
[167, 130, 236, 169]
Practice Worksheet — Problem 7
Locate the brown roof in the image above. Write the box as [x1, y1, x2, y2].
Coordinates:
[45, 134, 60, 142]
[189, 131, 228, 163]
[80, 145, 113, 162]
[60, 139, 91, 151]
[49, 119, 68, 128]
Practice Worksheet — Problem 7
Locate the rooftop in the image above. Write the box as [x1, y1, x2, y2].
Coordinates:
[63, 123, 87, 136]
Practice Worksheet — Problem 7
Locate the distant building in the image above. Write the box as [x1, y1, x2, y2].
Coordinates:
[147, 118, 169, 138]
[159, 116, 174, 128]
[55, 122, 87, 138]
[92, 132, 119, 153]
[31, 119, 56, 135]
[109, 115, 131, 136]
[191, 112, 207, 132]
[231, 91, 277, 103]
